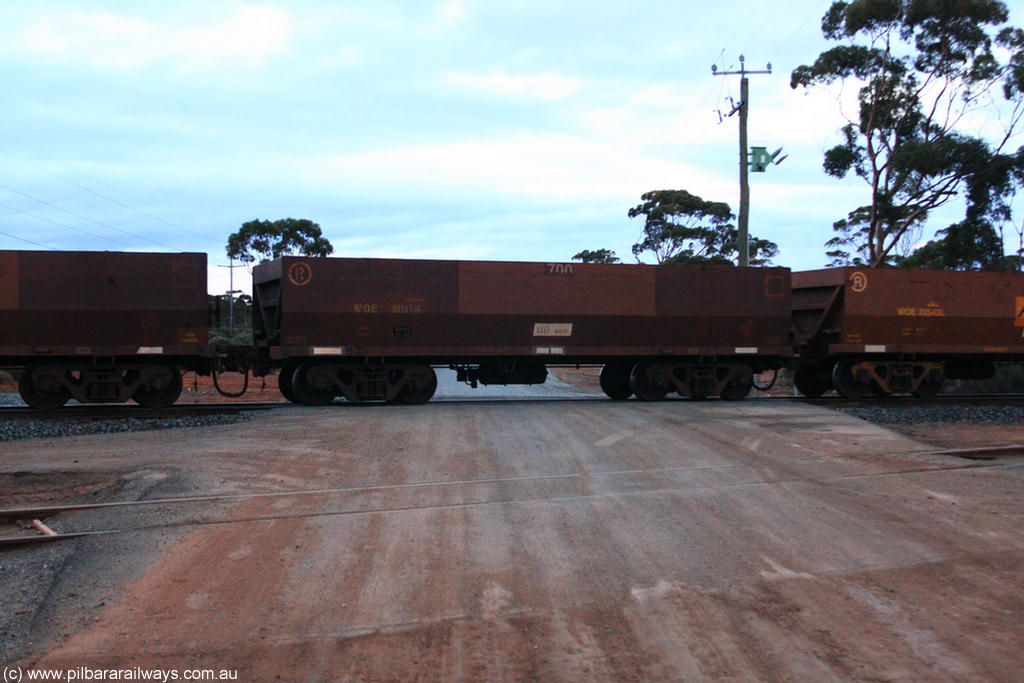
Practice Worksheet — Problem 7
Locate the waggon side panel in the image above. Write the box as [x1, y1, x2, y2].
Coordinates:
[259, 257, 792, 361]
[793, 267, 1024, 356]
[457, 261, 656, 316]
[0, 251, 210, 359]
[654, 265, 791, 352]
[0, 251, 18, 311]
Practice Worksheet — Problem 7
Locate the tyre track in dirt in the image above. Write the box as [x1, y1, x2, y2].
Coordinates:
[5, 398, 1023, 681]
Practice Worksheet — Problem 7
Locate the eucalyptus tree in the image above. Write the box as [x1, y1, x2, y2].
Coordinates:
[226, 218, 334, 264]
[791, 0, 1024, 267]
[627, 189, 777, 265]
[572, 249, 621, 264]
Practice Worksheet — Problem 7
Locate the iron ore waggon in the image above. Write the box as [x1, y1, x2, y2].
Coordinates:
[0, 250, 212, 409]
[253, 256, 793, 404]
[791, 267, 1024, 397]
[7, 250, 1024, 409]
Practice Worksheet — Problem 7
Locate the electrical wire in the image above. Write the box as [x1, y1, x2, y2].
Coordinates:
[0, 183, 175, 249]
[0, 200, 134, 247]
[769, 0, 834, 66]
[0, 143, 219, 244]
[719, 5, 767, 60]
[0, 228, 55, 249]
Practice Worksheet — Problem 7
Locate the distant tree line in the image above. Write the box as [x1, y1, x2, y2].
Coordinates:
[208, 293, 253, 345]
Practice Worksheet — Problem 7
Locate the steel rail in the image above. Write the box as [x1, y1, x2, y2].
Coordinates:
[0, 401, 282, 419]
[2, 458, 1016, 548]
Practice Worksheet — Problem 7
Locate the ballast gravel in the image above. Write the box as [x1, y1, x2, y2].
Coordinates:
[0, 412, 254, 442]
[4, 391, 1023, 443]
[0, 392, 25, 406]
[839, 403, 1024, 426]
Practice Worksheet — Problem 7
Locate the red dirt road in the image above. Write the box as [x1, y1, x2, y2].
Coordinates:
[3, 398, 1022, 681]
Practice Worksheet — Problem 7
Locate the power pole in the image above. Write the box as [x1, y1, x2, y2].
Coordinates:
[712, 55, 771, 267]
[217, 259, 243, 330]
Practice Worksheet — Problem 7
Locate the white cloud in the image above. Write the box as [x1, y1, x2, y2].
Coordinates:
[436, 1, 468, 29]
[748, 180, 862, 217]
[7, 5, 293, 72]
[364, 244, 496, 261]
[442, 70, 582, 101]
[300, 131, 731, 204]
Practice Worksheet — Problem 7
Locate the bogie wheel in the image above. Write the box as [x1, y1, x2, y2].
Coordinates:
[393, 366, 438, 405]
[278, 359, 302, 404]
[291, 362, 336, 406]
[913, 369, 944, 398]
[19, 365, 71, 409]
[599, 363, 634, 400]
[719, 372, 752, 401]
[870, 365, 891, 396]
[132, 364, 183, 408]
[793, 369, 831, 398]
[630, 363, 669, 402]
[832, 359, 873, 399]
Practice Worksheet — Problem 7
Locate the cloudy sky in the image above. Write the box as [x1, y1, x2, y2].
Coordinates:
[0, 1, 1017, 294]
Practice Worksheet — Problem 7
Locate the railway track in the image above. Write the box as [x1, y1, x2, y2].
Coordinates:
[0, 401, 283, 419]
[2, 455, 1016, 549]
[793, 393, 1024, 408]
[1, 393, 1023, 417]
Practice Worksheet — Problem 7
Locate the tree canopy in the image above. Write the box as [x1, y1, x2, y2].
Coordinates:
[572, 249, 621, 264]
[226, 218, 334, 264]
[900, 144, 1024, 269]
[627, 189, 778, 265]
[791, 0, 1024, 268]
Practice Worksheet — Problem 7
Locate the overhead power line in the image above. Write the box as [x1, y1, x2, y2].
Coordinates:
[0, 144, 218, 244]
[0, 200, 134, 247]
[0, 183, 175, 249]
[738, 3, 786, 58]
[0, 227, 56, 249]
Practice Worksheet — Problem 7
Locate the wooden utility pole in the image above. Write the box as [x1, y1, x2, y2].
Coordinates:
[217, 259, 244, 329]
[712, 55, 771, 267]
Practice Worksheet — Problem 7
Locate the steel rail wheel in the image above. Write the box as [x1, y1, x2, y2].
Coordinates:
[18, 364, 71, 409]
[599, 363, 634, 400]
[832, 358, 873, 399]
[913, 369, 945, 398]
[277, 358, 302, 404]
[392, 366, 438, 405]
[719, 372, 752, 401]
[132, 364, 183, 408]
[630, 363, 669, 402]
[793, 369, 831, 398]
[291, 362, 336, 406]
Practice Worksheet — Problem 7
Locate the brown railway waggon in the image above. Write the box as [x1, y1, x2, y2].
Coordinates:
[253, 257, 793, 404]
[792, 267, 1024, 397]
[0, 250, 212, 408]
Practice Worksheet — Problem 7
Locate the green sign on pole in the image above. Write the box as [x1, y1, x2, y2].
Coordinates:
[750, 146, 786, 173]
[750, 146, 771, 172]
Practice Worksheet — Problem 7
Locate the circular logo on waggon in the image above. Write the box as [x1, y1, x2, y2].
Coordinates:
[849, 271, 868, 293]
[288, 261, 312, 286]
